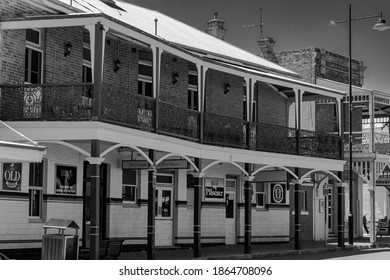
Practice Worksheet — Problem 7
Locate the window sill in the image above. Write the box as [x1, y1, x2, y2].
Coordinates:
[292, 211, 309, 216]
[29, 217, 43, 223]
[122, 201, 139, 208]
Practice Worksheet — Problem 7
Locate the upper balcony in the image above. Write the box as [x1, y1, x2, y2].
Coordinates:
[0, 83, 342, 159]
[345, 131, 390, 155]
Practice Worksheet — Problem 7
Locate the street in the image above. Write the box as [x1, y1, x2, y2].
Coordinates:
[257, 248, 390, 260]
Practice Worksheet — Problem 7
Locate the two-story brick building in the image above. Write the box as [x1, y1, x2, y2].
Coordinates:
[0, 0, 347, 259]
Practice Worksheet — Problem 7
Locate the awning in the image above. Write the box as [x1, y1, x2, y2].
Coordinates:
[0, 140, 46, 162]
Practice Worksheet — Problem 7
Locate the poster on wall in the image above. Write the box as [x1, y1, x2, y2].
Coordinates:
[2, 163, 22, 191]
[55, 165, 77, 195]
[204, 177, 225, 202]
[270, 182, 287, 204]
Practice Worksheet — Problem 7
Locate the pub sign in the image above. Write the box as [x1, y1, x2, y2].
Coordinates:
[270, 183, 287, 204]
[204, 177, 224, 201]
[2, 163, 22, 191]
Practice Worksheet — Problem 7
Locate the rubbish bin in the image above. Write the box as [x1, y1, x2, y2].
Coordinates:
[41, 219, 80, 260]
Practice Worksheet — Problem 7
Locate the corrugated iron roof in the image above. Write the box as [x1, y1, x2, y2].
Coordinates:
[62, 0, 298, 77]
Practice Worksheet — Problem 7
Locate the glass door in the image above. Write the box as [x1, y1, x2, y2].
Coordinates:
[155, 187, 173, 246]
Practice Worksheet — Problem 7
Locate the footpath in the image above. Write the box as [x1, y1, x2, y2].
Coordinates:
[117, 236, 390, 260]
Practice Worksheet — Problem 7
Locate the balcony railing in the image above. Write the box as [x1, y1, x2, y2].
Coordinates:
[0, 83, 93, 120]
[345, 132, 390, 155]
[159, 101, 199, 140]
[0, 83, 342, 159]
[203, 113, 246, 148]
[101, 85, 155, 131]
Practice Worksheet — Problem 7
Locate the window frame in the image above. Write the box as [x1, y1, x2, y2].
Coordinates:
[25, 29, 43, 85]
[28, 161, 44, 220]
[188, 70, 199, 111]
[122, 169, 138, 204]
[156, 172, 174, 185]
[255, 182, 266, 208]
[138, 60, 153, 97]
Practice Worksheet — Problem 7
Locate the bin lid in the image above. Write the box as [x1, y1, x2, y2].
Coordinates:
[43, 219, 80, 230]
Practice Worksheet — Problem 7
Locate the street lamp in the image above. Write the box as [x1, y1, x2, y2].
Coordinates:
[331, 4, 390, 245]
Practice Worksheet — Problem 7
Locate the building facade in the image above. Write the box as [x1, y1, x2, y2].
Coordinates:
[276, 46, 390, 242]
[0, 0, 347, 259]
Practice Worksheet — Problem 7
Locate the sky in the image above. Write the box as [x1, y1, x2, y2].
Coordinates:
[120, 0, 390, 93]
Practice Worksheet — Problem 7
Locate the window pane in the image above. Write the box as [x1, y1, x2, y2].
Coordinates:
[193, 91, 198, 110]
[25, 48, 42, 84]
[188, 74, 197, 86]
[225, 193, 234, 218]
[256, 183, 265, 192]
[145, 82, 153, 97]
[138, 81, 143, 95]
[26, 29, 40, 45]
[256, 193, 265, 207]
[83, 65, 92, 83]
[29, 189, 41, 217]
[29, 162, 43, 187]
[83, 47, 91, 62]
[138, 63, 153, 77]
[161, 190, 171, 217]
[226, 179, 236, 189]
[122, 170, 136, 185]
[156, 174, 173, 184]
[122, 186, 136, 202]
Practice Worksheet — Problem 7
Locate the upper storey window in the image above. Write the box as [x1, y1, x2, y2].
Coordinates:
[25, 29, 42, 84]
[188, 70, 198, 111]
[138, 60, 153, 97]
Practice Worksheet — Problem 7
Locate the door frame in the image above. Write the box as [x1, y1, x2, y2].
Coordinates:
[225, 190, 237, 244]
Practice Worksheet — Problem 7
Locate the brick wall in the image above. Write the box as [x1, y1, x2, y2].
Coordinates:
[276, 48, 317, 84]
[205, 69, 243, 120]
[276, 47, 365, 86]
[0, 0, 50, 84]
[315, 103, 337, 133]
[257, 81, 288, 126]
[159, 53, 189, 107]
[44, 27, 84, 84]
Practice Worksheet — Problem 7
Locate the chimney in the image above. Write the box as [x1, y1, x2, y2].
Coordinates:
[206, 12, 227, 40]
[258, 36, 278, 64]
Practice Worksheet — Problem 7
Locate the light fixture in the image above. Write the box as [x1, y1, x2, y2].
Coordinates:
[114, 59, 121, 73]
[64, 41, 72, 57]
[373, 13, 390, 31]
[224, 83, 231, 94]
[172, 72, 179, 85]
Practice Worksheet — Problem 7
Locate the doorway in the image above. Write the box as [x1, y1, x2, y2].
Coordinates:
[82, 162, 108, 248]
[225, 191, 236, 244]
[155, 186, 174, 246]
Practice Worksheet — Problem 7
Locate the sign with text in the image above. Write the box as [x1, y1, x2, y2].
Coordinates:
[2, 163, 22, 191]
[122, 159, 188, 170]
[204, 177, 225, 201]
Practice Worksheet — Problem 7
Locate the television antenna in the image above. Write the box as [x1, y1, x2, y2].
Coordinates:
[242, 8, 264, 38]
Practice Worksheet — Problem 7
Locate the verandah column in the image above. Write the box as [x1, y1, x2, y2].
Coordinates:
[192, 158, 203, 258]
[292, 178, 302, 250]
[244, 165, 254, 254]
[147, 149, 157, 260]
[86, 141, 105, 260]
[337, 181, 346, 247]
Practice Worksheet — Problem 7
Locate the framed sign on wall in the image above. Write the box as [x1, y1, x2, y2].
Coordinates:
[55, 164, 77, 195]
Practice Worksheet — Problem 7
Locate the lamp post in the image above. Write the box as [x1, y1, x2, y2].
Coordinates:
[331, 4, 390, 245]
